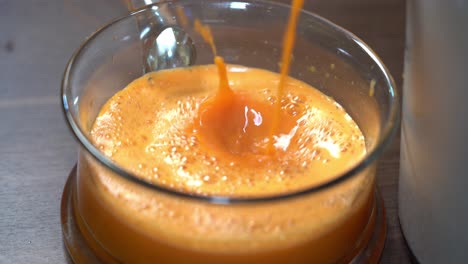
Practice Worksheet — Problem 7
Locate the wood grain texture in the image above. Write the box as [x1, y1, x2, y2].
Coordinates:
[0, 0, 409, 263]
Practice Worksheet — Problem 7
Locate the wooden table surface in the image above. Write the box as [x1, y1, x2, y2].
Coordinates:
[0, 0, 410, 263]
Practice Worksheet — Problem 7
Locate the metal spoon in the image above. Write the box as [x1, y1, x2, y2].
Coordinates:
[144, 26, 196, 73]
[126, 1, 196, 72]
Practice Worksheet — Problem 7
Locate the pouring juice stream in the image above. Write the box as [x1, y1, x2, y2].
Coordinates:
[192, 0, 304, 157]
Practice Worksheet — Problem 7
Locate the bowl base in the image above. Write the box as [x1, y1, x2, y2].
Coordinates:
[61, 166, 387, 264]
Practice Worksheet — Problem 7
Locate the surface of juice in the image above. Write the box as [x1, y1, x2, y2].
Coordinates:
[76, 64, 375, 264]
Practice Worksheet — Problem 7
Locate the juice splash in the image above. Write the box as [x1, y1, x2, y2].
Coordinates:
[191, 0, 305, 157]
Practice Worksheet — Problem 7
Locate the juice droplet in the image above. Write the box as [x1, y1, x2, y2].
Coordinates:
[175, 5, 189, 28]
[194, 19, 217, 55]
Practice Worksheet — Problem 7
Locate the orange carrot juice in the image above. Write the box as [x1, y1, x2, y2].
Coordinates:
[75, 63, 376, 264]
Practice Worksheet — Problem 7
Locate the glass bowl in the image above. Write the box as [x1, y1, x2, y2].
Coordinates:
[61, 0, 399, 263]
